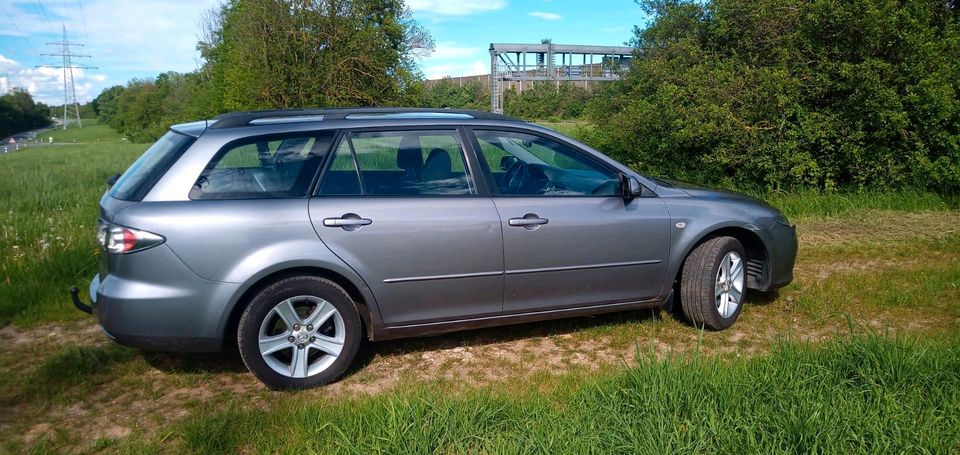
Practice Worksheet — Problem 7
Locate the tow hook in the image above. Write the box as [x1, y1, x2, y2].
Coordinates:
[69, 286, 93, 315]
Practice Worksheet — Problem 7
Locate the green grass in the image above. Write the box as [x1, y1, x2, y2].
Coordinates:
[123, 334, 958, 453]
[44, 118, 125, 143]
[0, 141, 144, 325]
[3, 120, 960, 453]
[15, 344, 138, 403]
[758, 188, 957, 221]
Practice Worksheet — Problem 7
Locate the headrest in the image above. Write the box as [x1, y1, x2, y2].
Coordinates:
[426, 148, 451, 166]
[396, 139, 423, 172]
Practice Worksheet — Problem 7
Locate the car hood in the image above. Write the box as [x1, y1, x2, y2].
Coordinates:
[651, 177, 768, 204]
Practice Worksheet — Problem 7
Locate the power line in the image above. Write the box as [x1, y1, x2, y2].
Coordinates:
[37, 25, 97, 129]
[32, 1, 57, 36]
[76, 0, 90, 46]
[0, 4, 41, 56]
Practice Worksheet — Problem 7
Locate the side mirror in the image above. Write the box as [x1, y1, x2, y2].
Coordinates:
[106, 173, 121, 187]
[500, 156, 518, 171]
[620, 174, 643, 201]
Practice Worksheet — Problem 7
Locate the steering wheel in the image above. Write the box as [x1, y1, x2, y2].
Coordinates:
[501, 161, 528, 194]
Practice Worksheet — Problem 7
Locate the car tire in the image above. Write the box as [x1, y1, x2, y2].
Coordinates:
[679, 236, 747, 331]
[237, 276, 361, 390]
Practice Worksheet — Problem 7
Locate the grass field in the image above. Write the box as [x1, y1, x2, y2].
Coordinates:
[1, 122, 958, 452]
[44, 119, 125, 144]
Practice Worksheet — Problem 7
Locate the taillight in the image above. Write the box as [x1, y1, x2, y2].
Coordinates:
[96, 219, 109, 249]
[98, 222, 164, 254]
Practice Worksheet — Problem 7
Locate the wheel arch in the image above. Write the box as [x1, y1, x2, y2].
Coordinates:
[672, 225, 771, 292]
[221, 265, 378, 350]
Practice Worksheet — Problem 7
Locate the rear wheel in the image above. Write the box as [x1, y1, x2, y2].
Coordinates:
[679, 236, 746, 330]
[238, 276, 361, 390]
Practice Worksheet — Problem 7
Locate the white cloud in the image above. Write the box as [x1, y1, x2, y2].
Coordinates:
[42, 0, 220, 73]
[429, 43, 482, 59]
[407, 0, 507, 16]
[529, 11, 562, 20]
[424, 59, 489, 79]
[1, 0, 219, 102]
[0, 53, 109, 105]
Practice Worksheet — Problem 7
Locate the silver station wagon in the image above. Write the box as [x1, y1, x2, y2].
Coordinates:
[71, 108, 797, 389]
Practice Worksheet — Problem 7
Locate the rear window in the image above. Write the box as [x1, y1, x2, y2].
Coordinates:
[108, 131, 195, 201]
[190, 132, 336, 200]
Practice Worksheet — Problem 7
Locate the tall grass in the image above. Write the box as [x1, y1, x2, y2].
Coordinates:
[758, 188, 957, 220]
[0, 142, 144, 325]
[162, 334, 959, 454]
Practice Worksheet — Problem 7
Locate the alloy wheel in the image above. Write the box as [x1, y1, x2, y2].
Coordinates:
[258, 295, 345, 378]
[715, 251, 745, 319]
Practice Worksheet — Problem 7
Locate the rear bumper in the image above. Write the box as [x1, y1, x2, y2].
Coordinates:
[85, 272, 240, 352]
[76, 245, 242, 353]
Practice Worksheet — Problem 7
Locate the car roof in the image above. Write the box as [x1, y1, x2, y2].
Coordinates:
[170, 108, 523, 138]
[212, 108, 517, 128]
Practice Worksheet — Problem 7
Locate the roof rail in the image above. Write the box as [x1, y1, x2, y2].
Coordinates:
[208, 107, 515, 129]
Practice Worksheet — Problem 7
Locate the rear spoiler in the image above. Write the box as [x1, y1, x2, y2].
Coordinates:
[170, 119, 217, 138]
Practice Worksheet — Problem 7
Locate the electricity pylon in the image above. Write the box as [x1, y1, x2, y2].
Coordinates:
[37, 25, 96, 129]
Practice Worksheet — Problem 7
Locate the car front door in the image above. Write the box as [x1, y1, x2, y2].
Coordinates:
[470, 128, 671, 314]
[308, 128, 504, 326]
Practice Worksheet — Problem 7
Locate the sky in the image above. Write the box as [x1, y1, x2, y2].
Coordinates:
[0, 0, 648, 105]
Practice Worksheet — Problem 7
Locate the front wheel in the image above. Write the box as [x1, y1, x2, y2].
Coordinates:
[679, 236, 747, 330]
[238, 276, 361, 390]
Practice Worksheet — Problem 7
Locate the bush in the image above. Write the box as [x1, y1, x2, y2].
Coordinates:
[586, 0, 960, 192]
[504, 82, 594, 120]
[418, 78, 488, 111]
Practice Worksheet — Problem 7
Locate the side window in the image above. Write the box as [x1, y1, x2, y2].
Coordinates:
[474, 130, 620, 196]
[318, 130, 473, 196]
[190, 132, 335, 200]
[317, 140, 362, 195]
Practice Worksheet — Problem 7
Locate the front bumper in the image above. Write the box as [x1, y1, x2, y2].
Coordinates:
[762, 221, 798, 290]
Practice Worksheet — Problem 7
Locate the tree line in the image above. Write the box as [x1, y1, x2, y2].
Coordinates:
[93, 0, 959, 193]
[419, 78, 594, 120]
[0, 89, 51, 138]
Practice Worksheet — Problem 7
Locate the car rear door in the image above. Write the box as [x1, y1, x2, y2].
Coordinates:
[308, 128, 504, 326]
[469, 128, 671, 314]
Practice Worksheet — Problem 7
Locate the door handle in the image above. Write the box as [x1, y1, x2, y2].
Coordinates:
[508, 214, 549, 229]
[323, 218, 372, 227]
[323, 213, 372, 230]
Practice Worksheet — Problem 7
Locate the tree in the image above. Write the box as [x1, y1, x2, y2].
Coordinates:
[200, 0, 433, 111]
[92, 0, 435, 142]
[92, 85, 126, 125]
[0, 88, 51, 138]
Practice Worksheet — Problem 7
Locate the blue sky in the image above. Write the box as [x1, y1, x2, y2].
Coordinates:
[0, 0, 648, 105]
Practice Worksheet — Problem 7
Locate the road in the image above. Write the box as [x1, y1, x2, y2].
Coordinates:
[1, 126, 59, 154]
